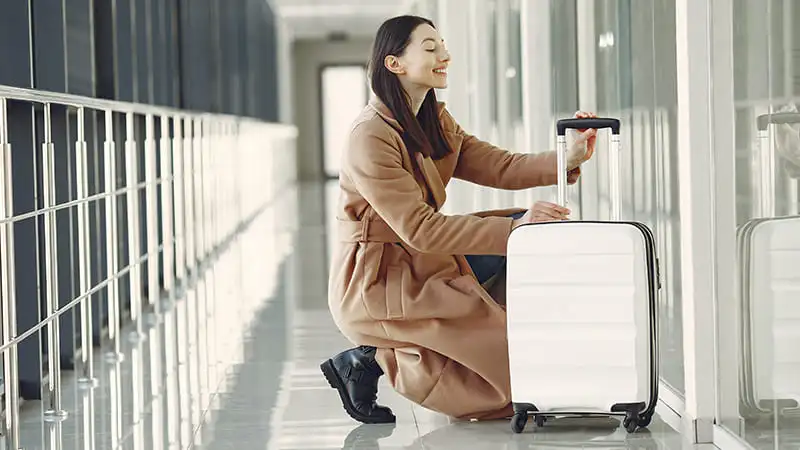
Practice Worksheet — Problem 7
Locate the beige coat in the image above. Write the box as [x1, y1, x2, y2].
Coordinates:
[328, 97, 565, 420]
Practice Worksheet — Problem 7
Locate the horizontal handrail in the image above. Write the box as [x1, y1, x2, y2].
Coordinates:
[0, 84, 297, 137]
[0, 190, 275, 354]
[0, 243, 162, 354]
[0, 178, 169, 226]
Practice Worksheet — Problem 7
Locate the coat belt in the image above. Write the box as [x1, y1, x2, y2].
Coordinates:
[338, 218, 402, 243]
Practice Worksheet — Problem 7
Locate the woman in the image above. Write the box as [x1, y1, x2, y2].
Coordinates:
[321, 15, 597, 424]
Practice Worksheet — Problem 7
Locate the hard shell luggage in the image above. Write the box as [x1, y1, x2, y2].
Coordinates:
[738, 112, 800, 418]
[505, 117, 660, 434]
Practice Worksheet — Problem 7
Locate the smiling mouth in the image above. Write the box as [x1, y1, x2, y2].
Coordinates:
[433, 69, 447, 76]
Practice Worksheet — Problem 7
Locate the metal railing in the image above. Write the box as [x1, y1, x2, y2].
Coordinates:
[0, 85, 297, 449]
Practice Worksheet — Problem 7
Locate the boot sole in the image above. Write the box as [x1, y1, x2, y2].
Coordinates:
[320, 359, 397, 424]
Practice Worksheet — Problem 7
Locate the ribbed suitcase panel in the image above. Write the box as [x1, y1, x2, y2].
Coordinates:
[506, 222, 653, 412]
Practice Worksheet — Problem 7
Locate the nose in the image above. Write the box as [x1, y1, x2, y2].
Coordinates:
[439, 49, 451, 63]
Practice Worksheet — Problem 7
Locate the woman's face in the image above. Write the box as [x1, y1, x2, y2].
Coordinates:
[386, 24, 451, 92]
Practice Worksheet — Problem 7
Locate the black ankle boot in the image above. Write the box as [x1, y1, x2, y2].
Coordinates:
[321, 345, 396, 424]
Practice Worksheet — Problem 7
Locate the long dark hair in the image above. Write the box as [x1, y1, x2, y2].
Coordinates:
[368, 15, 453, 162]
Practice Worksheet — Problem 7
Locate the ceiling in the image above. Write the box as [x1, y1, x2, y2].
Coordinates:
[268, 0, 416, 40]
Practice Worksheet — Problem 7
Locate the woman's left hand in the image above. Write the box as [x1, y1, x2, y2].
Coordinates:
[566, 111, 598, 170]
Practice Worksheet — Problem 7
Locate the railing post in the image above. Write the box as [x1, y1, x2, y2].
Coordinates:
[0, 96, 23, 450]
[126, 112, 145, 341]
[42, 103, 69, 422]
[160, 115, 174, 306]
[183, 118, 195, 277]
[104, 109, 123, 362]
[173, 116, 186, 290]
[75, 106, 99, 389]
[145, 113, 160, 318]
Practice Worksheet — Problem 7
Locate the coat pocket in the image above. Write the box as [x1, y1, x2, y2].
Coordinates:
[384, 266, 405, 320]
[359, 263, 406, 321]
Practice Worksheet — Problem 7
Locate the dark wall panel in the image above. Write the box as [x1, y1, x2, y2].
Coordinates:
[31, 0, 67, 92]
[134, 0, 151, 103]
[66, 0, 95, 96]
[261, 2, 279, 122]
[8, 100, 43, 399]
[178, 0, 214, 112]
[116, 0, 136, 102]
[93, 0, 116, 100]
[0, 1, 33, 88]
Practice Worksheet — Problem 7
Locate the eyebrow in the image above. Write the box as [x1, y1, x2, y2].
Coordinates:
[421, 38, 443, 44]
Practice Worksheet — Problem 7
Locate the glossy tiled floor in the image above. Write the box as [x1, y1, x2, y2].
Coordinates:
[12, 181, 720, 450]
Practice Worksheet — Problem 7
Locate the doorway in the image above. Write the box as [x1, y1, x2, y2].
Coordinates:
[319, 64, 369, 179]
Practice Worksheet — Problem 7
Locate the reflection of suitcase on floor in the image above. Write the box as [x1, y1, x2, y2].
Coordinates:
[505, 118, 660, 434]
[739, 112, 800, 418]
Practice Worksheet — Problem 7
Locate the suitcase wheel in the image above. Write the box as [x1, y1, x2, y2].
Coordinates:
[511, 412, 528, 433]
[623, 416, 637, 433]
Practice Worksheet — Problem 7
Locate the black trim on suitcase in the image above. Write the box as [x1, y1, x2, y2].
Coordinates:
[509, 220, 660, 434]
[509, 117, 661, 434]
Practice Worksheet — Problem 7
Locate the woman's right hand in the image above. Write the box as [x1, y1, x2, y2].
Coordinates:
[512, 201, 570, 228]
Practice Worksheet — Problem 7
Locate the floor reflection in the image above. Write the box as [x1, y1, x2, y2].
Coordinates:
[8, 181, 724, 450]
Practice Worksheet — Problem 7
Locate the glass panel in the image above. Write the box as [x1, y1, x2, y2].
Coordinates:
[550, 0, 579, 210]
[488, 0, 499, 143]
[508, 0, 524, 148]
[716, 0, 800, 445]
[586, 0, 684, 394]
[320, 65, 368, 178]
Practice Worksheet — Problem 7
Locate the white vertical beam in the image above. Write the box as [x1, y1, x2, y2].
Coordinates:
[495, 0, 513, 208]
[467, 0, 487, 141]
[436, 0, 474, 215]
[496, 0, 511, 149]
[675, 0, 716, 443]
[709, 0, 746, 438]
[469, 0, 495, 211]
[435, 0, 470, 128]
[520, 0, 553, 207]
[576, 1, 599, 220]
[470, 0, 493, 142]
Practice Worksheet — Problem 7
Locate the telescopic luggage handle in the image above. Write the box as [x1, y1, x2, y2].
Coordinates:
[757, 112, 800, 131]
[555, 117, 623, 221]
[754, 112, 800, 218]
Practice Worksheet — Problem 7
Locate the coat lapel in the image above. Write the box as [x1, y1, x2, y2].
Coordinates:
[415, 153, 447, 210]
[368, 97, 448, 211]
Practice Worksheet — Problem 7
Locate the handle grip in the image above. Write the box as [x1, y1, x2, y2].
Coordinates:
[557, 117, 621, 136]
[556, 116, 623, 220]
[757, 112, 800, 131]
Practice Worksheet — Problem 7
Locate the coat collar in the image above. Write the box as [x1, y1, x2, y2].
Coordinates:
[367, 96, 448, 210]
[367, 96, 447, 133]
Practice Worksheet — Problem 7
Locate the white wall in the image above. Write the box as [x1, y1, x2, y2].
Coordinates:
[292, 37, 373, 181]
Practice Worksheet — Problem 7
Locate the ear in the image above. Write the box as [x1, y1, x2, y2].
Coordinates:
[384, 55, 405, 75]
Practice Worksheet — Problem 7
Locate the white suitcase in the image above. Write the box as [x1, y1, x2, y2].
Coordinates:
[739, 112, 800, 418]
[505, 117, 660, 434]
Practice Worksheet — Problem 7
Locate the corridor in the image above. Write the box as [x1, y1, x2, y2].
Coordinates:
[3, 1, 800, 449]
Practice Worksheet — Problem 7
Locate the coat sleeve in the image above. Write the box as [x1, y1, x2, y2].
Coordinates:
[447, 111, 560, 190]
[345, 124, 513, 256]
